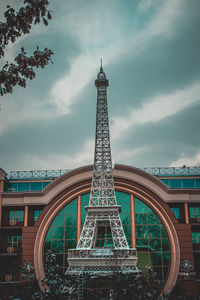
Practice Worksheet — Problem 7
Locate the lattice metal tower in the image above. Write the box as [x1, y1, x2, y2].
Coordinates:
[66, 63, 138, 276]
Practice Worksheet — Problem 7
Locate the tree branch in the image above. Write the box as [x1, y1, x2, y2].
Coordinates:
[0, 47, 53, 95]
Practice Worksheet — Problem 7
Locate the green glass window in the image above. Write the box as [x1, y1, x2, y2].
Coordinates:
[44, 192, 170, 281]
[170, 207, 180, 219]
[44, 198, 77, 272]
[135, 198, 170, 281]
[196, 179, 200, 188]
[192, 231, 200, 278]
[7, 235, 22, 248]
[182, 179, 195, 189]
[34, 209, 42, 221]
[169, 179, 182, 188]
[30, 182, 43, 191]
[189, 207, 200, 219]
[160, 179, 169, 187]
[160, 178, 200, 189]
[9, 210, 24, 223]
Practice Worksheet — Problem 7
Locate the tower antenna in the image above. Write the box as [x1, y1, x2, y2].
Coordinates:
[100, 58, 103, 71]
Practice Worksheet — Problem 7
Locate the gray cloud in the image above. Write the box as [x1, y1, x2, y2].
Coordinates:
[113, 100, 200, 167]
[1, 0, 200, 172]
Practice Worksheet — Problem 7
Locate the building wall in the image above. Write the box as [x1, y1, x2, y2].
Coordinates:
[0, 165, 200, 295]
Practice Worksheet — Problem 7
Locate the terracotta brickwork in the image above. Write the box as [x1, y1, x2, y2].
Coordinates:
[22, 226, 39, 264]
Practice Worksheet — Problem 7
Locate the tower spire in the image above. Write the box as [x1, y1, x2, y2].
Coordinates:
[66, 64, 138, 277]
[100, 58, 103, 72]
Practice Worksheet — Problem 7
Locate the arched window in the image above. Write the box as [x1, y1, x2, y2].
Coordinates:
[44, 191, 170, 281]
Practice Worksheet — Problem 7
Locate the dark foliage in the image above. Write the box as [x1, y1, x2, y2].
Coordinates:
[85, 266, 162, 300]
[0, 0, 53, 95]
[41, 250, 78, 299]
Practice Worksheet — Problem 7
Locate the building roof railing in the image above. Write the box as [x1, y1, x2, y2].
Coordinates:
[7, 166, 200, 180]
[141, 166, 200, 177]
[8, 169, 70, 180]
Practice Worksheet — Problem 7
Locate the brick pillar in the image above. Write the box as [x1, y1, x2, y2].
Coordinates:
[130, 193, 136, 248]
[0, 168, 7, 227]
[77, 195, 81, 245]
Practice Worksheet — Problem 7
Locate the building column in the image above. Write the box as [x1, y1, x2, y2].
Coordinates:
[184, 202, 189, 224]
[24, 205, 28, 227]
[0, 180, 4, 227]
[130, 193, 136, 248]
[77, 195, 81, 245]
[0, 169, 7, 228]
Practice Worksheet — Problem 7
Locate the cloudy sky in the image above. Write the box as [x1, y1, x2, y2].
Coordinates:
[1, 0, 200, 173]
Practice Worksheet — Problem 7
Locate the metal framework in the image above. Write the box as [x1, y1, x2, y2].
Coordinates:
[8, 166, 200, 180]
[66, 64, 137, 276]
[8, 169, 70, 179]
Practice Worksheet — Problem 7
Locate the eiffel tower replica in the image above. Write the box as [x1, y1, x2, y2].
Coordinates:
[66, 62, 138, 276]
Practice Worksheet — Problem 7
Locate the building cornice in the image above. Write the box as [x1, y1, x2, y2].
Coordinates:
[2, 164, 200, 205]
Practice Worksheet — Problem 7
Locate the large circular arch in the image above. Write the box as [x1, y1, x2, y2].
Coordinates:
[33, 165, 180, 293]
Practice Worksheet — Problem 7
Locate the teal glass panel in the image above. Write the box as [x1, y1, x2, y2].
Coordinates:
[189, 207, 200, 218]
[149, 239, 161, 251]
[65, 199, 77, 215]
[65, 227, 77, 239]
[148, 213, 161, 224]
[65, 215, 77, 226]
[52, 214, 64, 227]
[152, 252, 162, 266]
[45, 228, 52, 240]
[127, 238, 131, 247]
[81, 193, 90, 204]
[161, 178, 200, 189]
[34, 209, 42, 221]
[169, 179, 183, 188]
[9, 211, 14, 218]
[148, 225, 161, 238]
[161, 225, 167, 237]
[20, 211, 24, 217]
[120, 214, 130, 224]
[116, 191, 130, 204]
[30, 182, 43, 191]
[120, 202, 130, 214]
[123, 226, 131, 239]
[17, 182, 30, 191]
[163, 252, 170, 265]
[135, 199, 148, 213]
[8, 183, 18, 191]
[9, 210, 24, 221]
[136, 225, 147, 238]
[196, 179, 200, 188]
[44, 197, 78, 271]
[52, 240, 64, 253]
[136, 238, 148, 247]
[182, 179, 195, 188]
[192, 232, 200, 246]
[135, 213, 147, 224]
[160, 179, 170, 187]
[65, 239, 76, 249]
[42, 182, 51, 189]
[52, 227, 65, 240]
[134, 198, 170, 282]
[170, 207, 180, 219]
[162, 238, 169, 251]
